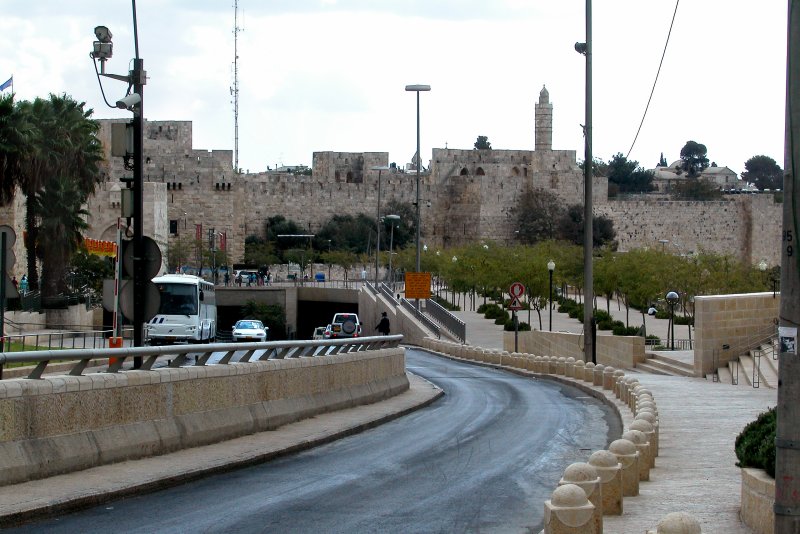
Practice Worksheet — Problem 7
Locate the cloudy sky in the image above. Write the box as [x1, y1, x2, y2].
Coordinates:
[0, 1, 788, 175]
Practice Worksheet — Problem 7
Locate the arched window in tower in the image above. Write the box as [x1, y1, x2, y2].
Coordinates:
[460, 168, 469, 176]
[476, 167, 485, 176]
[335, 170, 341, 182]
[512, 167, 520, 176]
[346, 171, 354, 182]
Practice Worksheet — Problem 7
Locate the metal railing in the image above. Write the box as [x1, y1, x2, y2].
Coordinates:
[0, 335, 403, 380]
[400, 298, 440, 339]
[378, 283, 399, 305]
[1, 328, 129, 352]
[364, 281, 379, 295]
[425, 298, 466, 343]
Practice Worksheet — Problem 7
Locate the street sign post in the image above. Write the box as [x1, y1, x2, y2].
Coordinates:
[509, 282, 525, 352]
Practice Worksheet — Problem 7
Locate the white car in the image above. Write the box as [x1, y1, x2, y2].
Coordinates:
[232, 320, 268, 342]
[329, 313, 361, 338]
[312, 326, 327, 340]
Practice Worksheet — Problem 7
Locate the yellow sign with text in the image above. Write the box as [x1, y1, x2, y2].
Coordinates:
[405, 272, 431, 299]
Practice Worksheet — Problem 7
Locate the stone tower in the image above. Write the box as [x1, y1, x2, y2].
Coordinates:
[535, 85, 553, 151]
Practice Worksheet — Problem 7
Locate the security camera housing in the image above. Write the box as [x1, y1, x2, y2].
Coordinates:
[116, 93, 141, 110]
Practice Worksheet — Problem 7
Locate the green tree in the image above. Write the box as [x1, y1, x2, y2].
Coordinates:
[167, 235, 194, 272]
[0, 94, 27, 206]
[33, 176, 90, 296]
[742, 155, 783, 191]
[679, 140, 709, 178]
[241, 300, 287, 340]
[474, 136, 492, 150]
[68, 249, 113, 300]
[606, 153, 655, 196]
[671, 177, 722, 201]
[557, 204, 617, 249]
[516, 188, 565, 244]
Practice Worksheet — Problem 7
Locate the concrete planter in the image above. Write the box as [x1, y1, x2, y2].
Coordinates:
[741, 467, 774, 534]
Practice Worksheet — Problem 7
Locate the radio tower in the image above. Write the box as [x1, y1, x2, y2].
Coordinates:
[232, 0, 242, 173]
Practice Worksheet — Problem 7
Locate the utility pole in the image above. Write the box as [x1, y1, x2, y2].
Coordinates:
[775, 1, 800, 532]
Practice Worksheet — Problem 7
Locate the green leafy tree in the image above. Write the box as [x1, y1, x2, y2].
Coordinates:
[516, 188, 565, 244]
[557, 204, 617, 249]
[606, 153, 655, 196]
[315, 213, 375, 254]
[243, 238, 280, 268]
[742, 155, 783, 191]
[241, 300, 287, 340]
[0, 94, 28, 206]
[68, 249, 113, 299]
[657, 153, 668, 167]
[679, 140, 709, 178]
[33, 176, 90, 297]
[167, 235, 194, 272]
[474, 136, 492, 150]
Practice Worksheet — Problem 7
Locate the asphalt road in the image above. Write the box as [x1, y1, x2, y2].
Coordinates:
[12, 349, 620, 534]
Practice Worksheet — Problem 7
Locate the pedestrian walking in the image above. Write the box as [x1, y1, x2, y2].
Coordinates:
[19, 274, 28, 295]
[376, 312, 390, 335]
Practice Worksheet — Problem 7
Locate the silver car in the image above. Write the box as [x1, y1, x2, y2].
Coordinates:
[232, 320, 268, 342]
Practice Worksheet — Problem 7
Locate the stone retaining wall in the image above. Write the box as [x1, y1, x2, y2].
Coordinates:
[504, 330, 646, 369]
[741, 467, 775, 534]
[0, 348, 408, 486]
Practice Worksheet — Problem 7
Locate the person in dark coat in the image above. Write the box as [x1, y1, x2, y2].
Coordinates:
[376, 312, 390, 335]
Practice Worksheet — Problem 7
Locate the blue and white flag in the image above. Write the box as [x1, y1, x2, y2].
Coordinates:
[0, 76, 12, 91]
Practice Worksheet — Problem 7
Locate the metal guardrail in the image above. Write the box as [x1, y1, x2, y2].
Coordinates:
[1, 328, 128, 352]
[400, 298, 440, 339]
[424, 298, 466, 343]
[364, 281, 379, 295]
[378, 283, 399, 305]
[0, 335, 403, 380]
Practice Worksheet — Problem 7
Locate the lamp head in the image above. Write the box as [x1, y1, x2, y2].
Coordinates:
[547, 259, 556, 272]
[758, 260, 767, 272]
[666, 291, 679, 304]
[94, 26, 113, 43]
[405, 84, 431, 92]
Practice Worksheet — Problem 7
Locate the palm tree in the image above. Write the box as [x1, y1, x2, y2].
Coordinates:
[33, 176, 89, 297]
[0, 93, 27, 205]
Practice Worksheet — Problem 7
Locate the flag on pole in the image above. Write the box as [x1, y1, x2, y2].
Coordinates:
[0, 76, 12, 92]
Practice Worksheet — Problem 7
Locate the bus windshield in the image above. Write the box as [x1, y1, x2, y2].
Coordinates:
[155, 283, 198, 315]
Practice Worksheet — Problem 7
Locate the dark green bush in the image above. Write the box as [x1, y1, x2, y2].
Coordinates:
[612, 324, 640, 336]
[646, 334, 661, 345]
[595, 309, 612, 322]
[483, 304, 504, 319]
[674, 315, 694, 326]
[504, 320, 531, 331]
[735, 407, 776, 477]
[431, 295, 460, 311]
[494, 311, 510, 324]
[655, 310, 670, 320]
[477, 303, 490, 314]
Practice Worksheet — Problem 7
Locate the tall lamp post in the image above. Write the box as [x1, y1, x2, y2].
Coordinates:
[547, 259, 556, 331]
[385, 214, 400, 291]
[90, 3, 146, 355]
[405, 84, 431, 278]
[666, 291, 679, 350]
[372, 166, 390, 285]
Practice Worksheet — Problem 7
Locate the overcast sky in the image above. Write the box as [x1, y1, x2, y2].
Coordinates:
[0, 1, 788, 174]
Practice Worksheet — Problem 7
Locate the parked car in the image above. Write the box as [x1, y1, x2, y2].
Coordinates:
[329, 313, 361, 338]
[232, 319, 268, 342]
[312, 326, 327, 340]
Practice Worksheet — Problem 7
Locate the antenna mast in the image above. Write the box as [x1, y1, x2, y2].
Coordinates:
[232, 0, 242, 173]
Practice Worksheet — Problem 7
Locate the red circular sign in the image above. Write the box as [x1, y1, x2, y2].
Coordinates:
[509, 282, 525, 298]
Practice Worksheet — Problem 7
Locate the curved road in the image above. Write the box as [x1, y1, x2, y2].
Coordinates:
[12, 349, 620, 533]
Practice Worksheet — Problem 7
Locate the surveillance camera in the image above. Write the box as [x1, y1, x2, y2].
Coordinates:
[574, 42, 587, 55]
[116, 93, 141, 110]
[94, 26, 113, 43]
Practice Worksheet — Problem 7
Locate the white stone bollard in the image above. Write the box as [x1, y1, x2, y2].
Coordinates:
[609, 439, 640, 496]
[646, 512, 702, 534]
[612, 370, 625, 397]
[602, 366, 615, 390]
[630, 419, 658, 461]
[544, 484, 597, 534]
[565, 357, 576, 378]
[593, 364, 605, 387]
[558, 462, 603, 534]
[622, 429, 651, 481]
[574, 360, 585, 381]
[584, 362, 595, 382]
[588, 450, 623, 515]
[622, 377, 639, 405]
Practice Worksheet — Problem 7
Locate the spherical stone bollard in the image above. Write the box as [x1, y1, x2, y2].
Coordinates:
[499, 350, 509, 366]
[565, 357, 576, 378]
[612, 370, 625, 397]
[602, 366, 616, 390]
[557, 357, 567, 376]
[650, 512, 702, 534]
[541, 355, 552, 374]
[546, 355, 557, 374]
[574, 360, 585, 381]
[584, 362, 596, 382]
[526, 354, 536, 371]
[534, 355, 543, 373]
[593, 364, 605, 387]
[588, 450, 623, 515]
[559, 463, 603, 534]
[637, 400, 658, 417]
[630, 419, 658, 462]
[544, 484, 597, 534]
[635, 412, 659, 451]
[635, 395, 656, 415]
[609, 439, 640, 496]
[622, 429, 651, 481]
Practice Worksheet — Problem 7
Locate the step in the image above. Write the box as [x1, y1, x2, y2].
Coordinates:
[648, 354, 694, 376]
[731, 359, 752, 386]
[635, 361, 683, 376]
[746, 352, 778, 389]
[717, 366, 733, 385]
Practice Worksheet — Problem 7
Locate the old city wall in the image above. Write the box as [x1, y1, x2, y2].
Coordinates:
[596, 194, 782, 264]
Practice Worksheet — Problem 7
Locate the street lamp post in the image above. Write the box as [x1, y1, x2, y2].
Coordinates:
[547, 259, 556, 331]
[666, 291, 679, 350]
[372, 166, 390, 285]
[405, 84, 431, 281]
[90, 4, 147, 357]
[385, 214, 400, 291]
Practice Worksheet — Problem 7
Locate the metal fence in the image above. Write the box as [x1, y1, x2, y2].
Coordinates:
[400, 298, 440, 339]
[1, 328, 124, 352]
[378, 283, 399, 305]
[0, 335, 403, 380]
[424, 298, 466, 343]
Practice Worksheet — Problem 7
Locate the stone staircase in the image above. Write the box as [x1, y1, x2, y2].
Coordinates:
[635, 352, 694, 377]
[707, 339, 779, 389]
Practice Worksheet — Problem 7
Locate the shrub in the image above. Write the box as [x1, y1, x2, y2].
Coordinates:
[477, 303, 490, 314]
[674, 315, 693, 326]
[612, 324, 640, 336]
[595, 309, 612, 322]
[494, 311, 510, 324]
[646, 334, 661, 345]
[431, 295, 459, 311]
[655, 310, 670, 320]
[597, 320, 614, 331]
[735, 407, 776, 477]
[483, 304, 504, 319]
[504, 320, 531, 331]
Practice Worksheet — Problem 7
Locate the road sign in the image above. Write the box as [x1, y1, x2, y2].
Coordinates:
[508, 281, 525, 310]
[405, 272, 431, 299]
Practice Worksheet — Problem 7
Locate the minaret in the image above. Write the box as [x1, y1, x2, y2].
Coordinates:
[535, 85, 553, 151]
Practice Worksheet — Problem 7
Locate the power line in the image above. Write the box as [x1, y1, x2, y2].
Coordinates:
[626, 0, 681, 160]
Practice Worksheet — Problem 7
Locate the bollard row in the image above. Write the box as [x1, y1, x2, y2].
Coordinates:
[420, 336, 702, 533]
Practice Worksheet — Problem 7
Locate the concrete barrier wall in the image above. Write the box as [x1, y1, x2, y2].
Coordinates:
[695, 293, 780, 377]
[741, 468, 775, 534]
[359, 291, 429, 346]
[0, 348, 408, 486]
[504, 330, 646, 369]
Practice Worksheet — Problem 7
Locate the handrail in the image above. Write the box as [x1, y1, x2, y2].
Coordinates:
[424, 298, 466, 343]
[1, 328, 128, 352]
[364, 281, 379, 295]
[0, 335, 403, 380]
[400, 298, 440, 339]
[378, 283, 399, 305]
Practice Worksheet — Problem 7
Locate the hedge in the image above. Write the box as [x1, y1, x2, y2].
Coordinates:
[735, 407, 776, 477]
